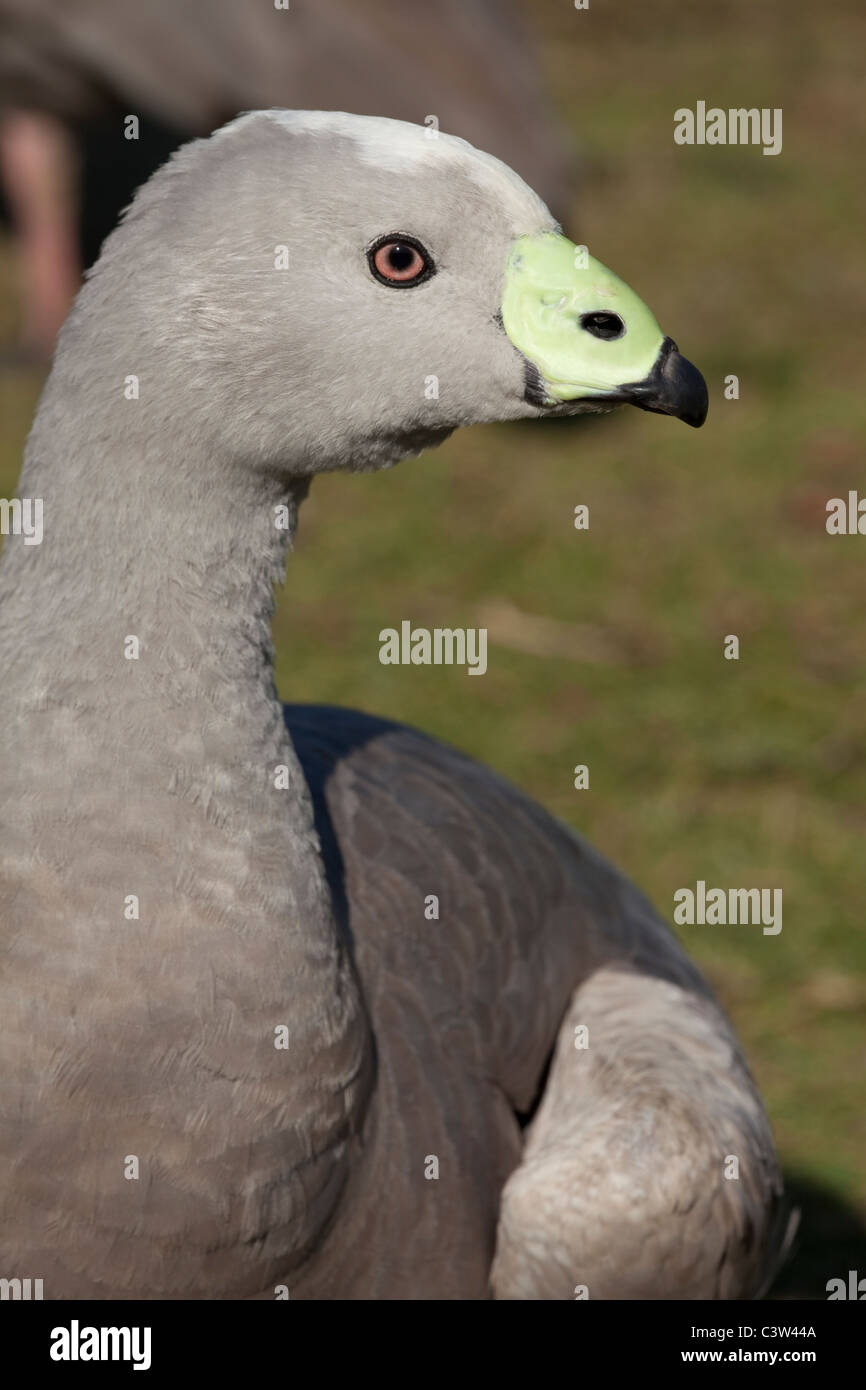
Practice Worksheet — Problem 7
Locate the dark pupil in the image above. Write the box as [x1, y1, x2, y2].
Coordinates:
[387, 244, 416, 271]
[580, 311, 625, 341]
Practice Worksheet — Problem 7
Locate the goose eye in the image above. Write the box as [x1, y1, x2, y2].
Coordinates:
[368, 235, 434, 287]
[580, 311, 625, 341]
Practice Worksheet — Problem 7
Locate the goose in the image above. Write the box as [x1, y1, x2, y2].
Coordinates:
[0, 110, 787, 1300]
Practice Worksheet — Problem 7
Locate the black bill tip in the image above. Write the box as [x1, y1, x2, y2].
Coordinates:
[618, 337, 709, 428]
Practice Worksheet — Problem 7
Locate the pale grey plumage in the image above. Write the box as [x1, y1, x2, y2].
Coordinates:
[0, 111, 787, 1298]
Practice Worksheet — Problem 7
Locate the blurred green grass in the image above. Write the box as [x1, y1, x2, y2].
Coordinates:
[1, 0, 863, 1297]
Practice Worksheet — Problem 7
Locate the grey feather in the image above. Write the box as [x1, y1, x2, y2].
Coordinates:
[0, 111, 788, 1299]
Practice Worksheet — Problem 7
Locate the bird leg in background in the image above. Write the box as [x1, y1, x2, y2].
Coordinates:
[0, 109, 81, 358]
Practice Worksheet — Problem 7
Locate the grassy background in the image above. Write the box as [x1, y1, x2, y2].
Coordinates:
[1, 0, 863, 1297]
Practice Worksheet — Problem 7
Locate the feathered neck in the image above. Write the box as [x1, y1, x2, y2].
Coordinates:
[0, 327, 371, 1295]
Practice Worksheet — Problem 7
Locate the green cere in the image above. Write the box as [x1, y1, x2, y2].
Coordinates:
[501, 232, 665, 402]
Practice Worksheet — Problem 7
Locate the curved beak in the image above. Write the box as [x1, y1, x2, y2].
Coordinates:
[612, 336, 708, 428]
[502, 232, 708, 429]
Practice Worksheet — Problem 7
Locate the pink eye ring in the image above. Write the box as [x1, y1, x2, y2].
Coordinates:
[368, 234, 435, 287]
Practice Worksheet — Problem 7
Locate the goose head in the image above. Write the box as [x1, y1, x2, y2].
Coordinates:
[79, 110, 707, 479]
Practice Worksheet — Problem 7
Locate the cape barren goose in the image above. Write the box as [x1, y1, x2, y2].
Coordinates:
[0, 111, 786, 1300]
